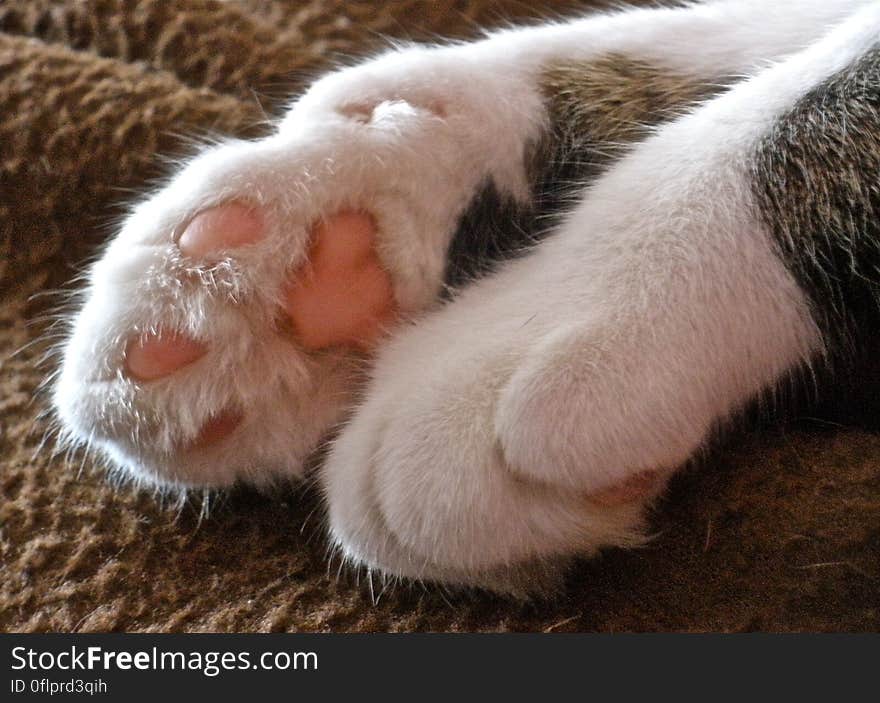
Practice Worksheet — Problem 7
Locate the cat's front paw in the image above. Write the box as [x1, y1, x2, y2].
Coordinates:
[53, 48, 532, 488]
[321, 292, 656, 592]
[55, 195, 394, 487]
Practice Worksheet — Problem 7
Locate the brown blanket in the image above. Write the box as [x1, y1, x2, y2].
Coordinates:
[1, 0, 878, 632]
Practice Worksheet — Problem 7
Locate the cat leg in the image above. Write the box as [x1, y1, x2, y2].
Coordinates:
[54, 0, 867, 489]
[322, 3, 880, 589]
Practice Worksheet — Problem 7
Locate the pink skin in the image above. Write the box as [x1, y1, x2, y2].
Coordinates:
[122, 203, 661, 501]
[187, 409, 244, 450]
[124, 333, 207, 382]
[176, 202, 266, 257]
[123, 202, 396, 448]
[284, 211, 395, 352]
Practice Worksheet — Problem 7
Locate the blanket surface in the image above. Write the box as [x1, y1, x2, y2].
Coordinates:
[1, 0, 878, 632]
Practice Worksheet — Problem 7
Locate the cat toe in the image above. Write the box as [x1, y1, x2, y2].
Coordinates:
[124, 332, 207, 381]
[176, 202, 266, 258]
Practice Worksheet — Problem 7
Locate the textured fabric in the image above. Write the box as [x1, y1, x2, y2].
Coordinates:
[1, 0, 877, 632]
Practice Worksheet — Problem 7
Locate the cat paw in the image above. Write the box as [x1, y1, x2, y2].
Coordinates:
[321, 285, 662, 591]
[55, 192, 394, 487]
[53, 48, 537, 488]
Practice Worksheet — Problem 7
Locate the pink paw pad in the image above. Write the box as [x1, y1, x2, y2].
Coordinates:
[176, 201, 265, 258]
[186, 410, 243, 450]
[284, 211, 396, 352]
[124, 333, 207, 382]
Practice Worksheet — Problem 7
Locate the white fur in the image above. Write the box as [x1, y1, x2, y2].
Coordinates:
[322, 2, 880, 585]
[53, 0, 878, 587]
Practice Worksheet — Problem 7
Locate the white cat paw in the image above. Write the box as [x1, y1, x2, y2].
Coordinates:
[53, 47, 535, 488]
[322, 286, 657, 591]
